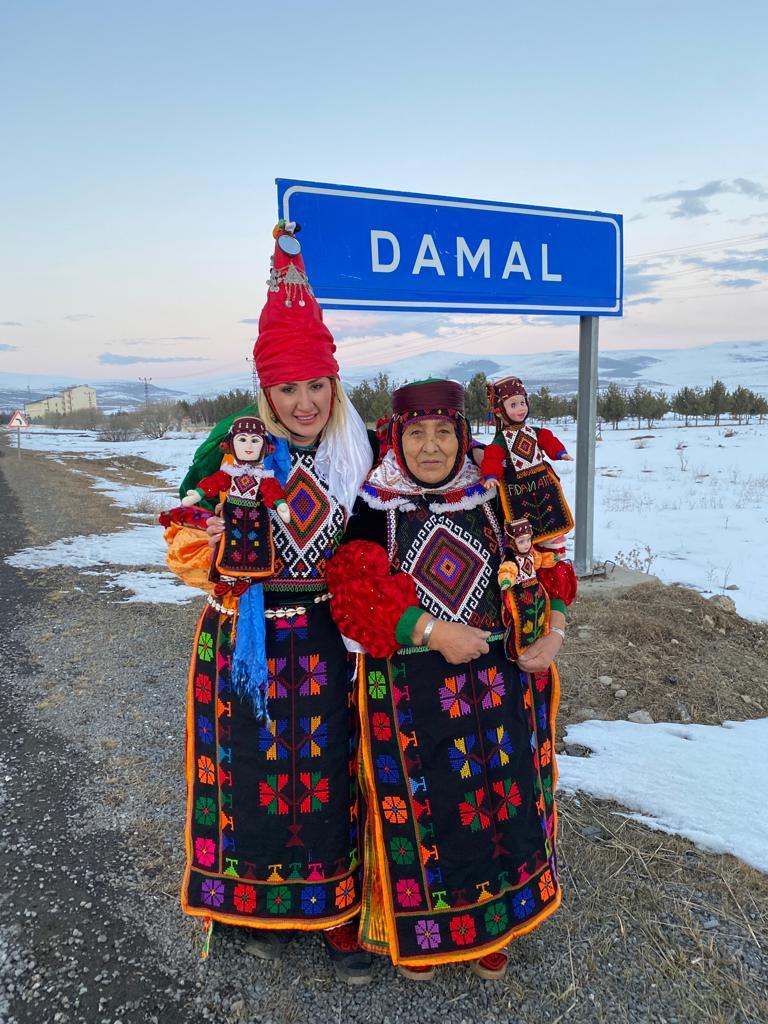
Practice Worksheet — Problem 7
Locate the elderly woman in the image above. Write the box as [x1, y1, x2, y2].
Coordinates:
[164, 224, 376, 983]
[326, 379, 576, 981]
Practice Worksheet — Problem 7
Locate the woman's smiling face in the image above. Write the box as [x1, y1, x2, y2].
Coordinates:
[267, 377, 333, 443]
[401, 417, 459, 484]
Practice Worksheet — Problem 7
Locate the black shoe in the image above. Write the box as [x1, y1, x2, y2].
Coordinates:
[243, 928, 295, 962]
[323, 922, 374, 986]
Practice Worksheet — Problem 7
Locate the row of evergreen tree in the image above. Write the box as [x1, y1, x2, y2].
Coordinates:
[347, 373, 768, 430]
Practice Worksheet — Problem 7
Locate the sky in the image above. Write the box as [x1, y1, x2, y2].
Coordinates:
[1, 1, 767, 389]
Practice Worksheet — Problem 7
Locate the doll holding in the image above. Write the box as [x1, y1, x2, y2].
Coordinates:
[181, 415, 291, 579]
[498, 517, 558, 662]
[481, 376, 574, 549]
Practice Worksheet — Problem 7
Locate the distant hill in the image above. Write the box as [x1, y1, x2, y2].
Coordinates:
[2, 340, 767, 413]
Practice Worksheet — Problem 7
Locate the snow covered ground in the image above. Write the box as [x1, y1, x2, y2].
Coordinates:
[5, 421, 768, 874]
[557, 718, 768, 874]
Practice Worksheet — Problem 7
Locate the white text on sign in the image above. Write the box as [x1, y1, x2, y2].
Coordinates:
[370, 231, 563, 282]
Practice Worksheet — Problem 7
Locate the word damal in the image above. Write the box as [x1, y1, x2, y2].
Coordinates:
[370, 231, 563, 283]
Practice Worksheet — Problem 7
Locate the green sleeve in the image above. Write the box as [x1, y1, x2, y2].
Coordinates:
[550, 598, 566, 615]
[178, 402, 259, 507]
[395, 606, 425, 647]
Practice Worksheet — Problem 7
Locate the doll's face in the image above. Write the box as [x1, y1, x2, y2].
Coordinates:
[503, 394, 528, 423]
[511, 532, 533, 554]
[233, 432, 264, 462]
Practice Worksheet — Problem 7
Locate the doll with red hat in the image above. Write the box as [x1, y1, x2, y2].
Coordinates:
[180, 414, 290, 578]
[480, 376, 574, 551]
[497, 516, 562, 662]
[166, 221, 376, 982]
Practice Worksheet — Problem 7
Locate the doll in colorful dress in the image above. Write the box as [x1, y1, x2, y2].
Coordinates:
[481, 376, 574, 549]
[181, 415, 291, 579]
[498, 517, 558, 662]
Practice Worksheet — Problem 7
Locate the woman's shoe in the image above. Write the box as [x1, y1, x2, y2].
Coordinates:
[397, 963, 436, 982]
[470, 950, 509, 980]
[243, 928, 294, 962]
[322, 922, 374, 986]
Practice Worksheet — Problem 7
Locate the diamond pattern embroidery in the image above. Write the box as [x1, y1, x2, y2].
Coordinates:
[407, 524, 488, 619]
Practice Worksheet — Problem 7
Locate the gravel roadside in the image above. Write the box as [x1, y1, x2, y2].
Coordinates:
[1, 442, 766, 1024]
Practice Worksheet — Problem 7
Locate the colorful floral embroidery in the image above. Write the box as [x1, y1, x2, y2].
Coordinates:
[449, 913, 476, 946]
[512, 886, 534, 920]
[439, 673, 470, 718]
[197, 715, 213, 745]
[389, 835, 416, 865]
[259, 720, 288, 761]
[299, 654, 327, 695]
[372, 712, 392, 741]
[194, 837, 216, 868]
[395, 878, 422, 908]
[368, 670, 388, 699]
[266, 885, 291, 914]
[194, 796, 217, 826]
[484, 902, 509, 936]
[458, 789, 491, 832]
[302, 885, 326, 915]
[194, 673, 212, 703]
[486, 725, 512, 768]
[414, 918, 441, 950]
[492, 779, 522, 820]
[335, 877, 356, 909]
[382, 795, 408, 824]
[197, 755, 215, 785]
[448, 736, 481, 779]
[478, 665, 505, 709]
[200, 878, 224, 907]
[299, 716, 328, 759]
[233, 883, 257, 913]
[375, 754, 401, 784]
[259, 773, 289, 814]
[539, 870, 556, 901]
[197, 631, 214, 662]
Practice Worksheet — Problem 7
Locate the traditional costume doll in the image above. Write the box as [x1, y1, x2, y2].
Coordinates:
[180, 415, 291, 579]
[498, 517, 558, 662]
[480, 376, 574, 550]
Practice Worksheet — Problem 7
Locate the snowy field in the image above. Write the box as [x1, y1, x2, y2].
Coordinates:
[5, 421, 768, 876]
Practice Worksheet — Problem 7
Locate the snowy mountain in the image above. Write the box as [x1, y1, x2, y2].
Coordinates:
[2, 339, 767, 413]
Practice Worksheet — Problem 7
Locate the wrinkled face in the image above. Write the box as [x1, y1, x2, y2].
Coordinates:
[503, 394, 528, 423]
[401, 417, 459, 484]
[232, 432, 264, 462]
[268, 377, 333, 443]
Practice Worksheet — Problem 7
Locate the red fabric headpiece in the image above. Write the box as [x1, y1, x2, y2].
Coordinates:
[253, 226, 340, 388]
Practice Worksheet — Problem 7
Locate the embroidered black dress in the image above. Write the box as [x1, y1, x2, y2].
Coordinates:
[180, 446, 363, 931]
[331, 458, 562, 966]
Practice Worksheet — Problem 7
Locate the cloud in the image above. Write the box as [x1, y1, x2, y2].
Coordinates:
[645, 178, 768, 218]
[117, 336, 210, 346]
[64, 313, 96, 322]
[681, 247, 768, 275]
[628, 213, 645, 222]
[624, 263, 667, 297]
[99, 353, 211, 365]
[0, 321, 21, 326]
[0, 343, 19, 351]
[719, 277, 760, 288]
[239, 318, 260, 324]
[626, 296, 662, 306]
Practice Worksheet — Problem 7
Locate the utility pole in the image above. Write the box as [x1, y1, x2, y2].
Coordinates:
[245, 357, 258, 399]
[139, 376, 152, 408]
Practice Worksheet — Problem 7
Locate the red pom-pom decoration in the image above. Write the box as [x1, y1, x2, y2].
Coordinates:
[537, 560, 578, 606]
[326, 541, 418, 659]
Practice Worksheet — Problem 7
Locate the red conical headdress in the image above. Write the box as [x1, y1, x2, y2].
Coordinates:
[253, 223, 340, 388]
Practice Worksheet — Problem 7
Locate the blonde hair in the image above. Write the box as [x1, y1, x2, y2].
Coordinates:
[257, 377, 351, 443]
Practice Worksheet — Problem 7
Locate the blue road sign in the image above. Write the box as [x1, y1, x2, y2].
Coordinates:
[277, 179, 622, 316]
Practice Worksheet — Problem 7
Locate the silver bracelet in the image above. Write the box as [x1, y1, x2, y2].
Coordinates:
[550, 625, 566, 642]
[420, 617, 437, 648]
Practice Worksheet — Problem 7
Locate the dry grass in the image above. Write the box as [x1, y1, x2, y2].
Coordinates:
[557, 581, 768, 729]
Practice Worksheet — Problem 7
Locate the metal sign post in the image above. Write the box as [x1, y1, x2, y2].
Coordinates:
[574, 316, 599, 576]
[276, 180, 623, 575]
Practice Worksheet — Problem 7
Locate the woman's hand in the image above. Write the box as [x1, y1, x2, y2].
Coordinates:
[516, 631, 563, 674]
[206, 515, 225, 549]
[428, 620, 491, 665]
